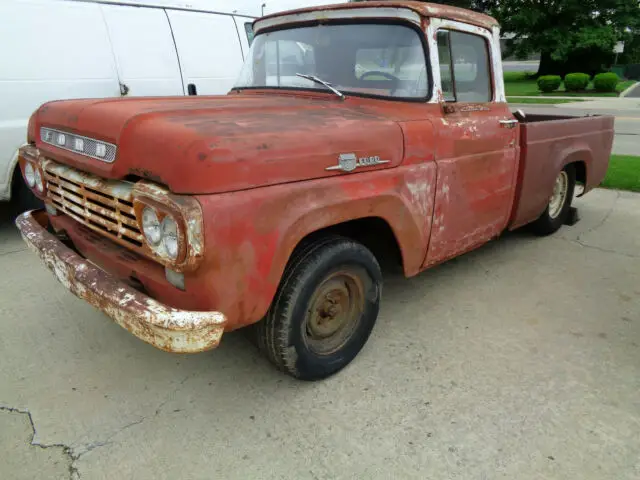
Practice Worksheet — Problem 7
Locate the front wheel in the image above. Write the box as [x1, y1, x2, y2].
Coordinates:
[530, 164, 576, 236]
[254, 236, 382, 381]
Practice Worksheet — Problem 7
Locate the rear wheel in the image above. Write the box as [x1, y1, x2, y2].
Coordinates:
[254, 236, 382, 381]
[530, 164, 576, 236]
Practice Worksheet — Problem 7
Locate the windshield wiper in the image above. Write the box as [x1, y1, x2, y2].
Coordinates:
[295, 73, 345, 100]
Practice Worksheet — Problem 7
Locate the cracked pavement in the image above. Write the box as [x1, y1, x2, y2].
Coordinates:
[1, 188, 639, 479]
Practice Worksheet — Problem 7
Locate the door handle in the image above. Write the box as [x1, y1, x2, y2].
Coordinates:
[499, 119, 518, 129]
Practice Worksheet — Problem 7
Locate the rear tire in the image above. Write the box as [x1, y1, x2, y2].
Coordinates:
[254, 235, 382, 381]
[530, 164, 576, 236]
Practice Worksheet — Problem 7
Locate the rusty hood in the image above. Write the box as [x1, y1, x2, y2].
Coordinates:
[29, 93, 405, 194]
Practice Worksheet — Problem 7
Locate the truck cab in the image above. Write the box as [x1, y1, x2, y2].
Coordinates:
[15, 1, 613, 380]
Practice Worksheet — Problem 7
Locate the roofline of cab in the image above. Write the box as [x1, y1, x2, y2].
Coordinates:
[254, 1, 499, 33]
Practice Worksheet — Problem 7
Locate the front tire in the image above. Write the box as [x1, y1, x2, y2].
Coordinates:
[530, 164, 576, 236]
[255, 236, 382, 381]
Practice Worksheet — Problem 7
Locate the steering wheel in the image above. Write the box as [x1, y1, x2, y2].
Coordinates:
[359, 71, 401, 94]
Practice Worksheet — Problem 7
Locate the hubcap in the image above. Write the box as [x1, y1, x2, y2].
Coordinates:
[548, 171, 569, 219]
[303, 270, 365, 355]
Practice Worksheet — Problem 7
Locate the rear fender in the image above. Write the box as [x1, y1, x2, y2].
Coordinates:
[509, 144, 593, 230]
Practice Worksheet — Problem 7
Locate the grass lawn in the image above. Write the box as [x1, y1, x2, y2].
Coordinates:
[601, 155, 640, 192]
[507, 97, 585, 104]
[504, 72, 636, 97]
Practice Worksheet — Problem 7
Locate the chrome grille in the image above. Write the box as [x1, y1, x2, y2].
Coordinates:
[43, 160, 144, 247]
[40, 127, 117, 163]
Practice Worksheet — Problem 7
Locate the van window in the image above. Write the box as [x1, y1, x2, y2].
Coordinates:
[0, 1, 116, 83]
[167, 10, 244, 95]
[100, 5, 183, 96]
[437, 30, 492, 102]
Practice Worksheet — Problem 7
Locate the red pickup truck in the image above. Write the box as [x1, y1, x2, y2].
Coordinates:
[16, 1, 613, 380]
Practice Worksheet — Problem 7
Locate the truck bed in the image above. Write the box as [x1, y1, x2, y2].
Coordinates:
[509, 113, 615, 229]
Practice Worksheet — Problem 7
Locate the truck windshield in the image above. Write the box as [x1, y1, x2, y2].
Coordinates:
[233, 23, 429, 100]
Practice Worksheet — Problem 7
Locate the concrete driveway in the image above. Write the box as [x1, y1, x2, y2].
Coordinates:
[1, 188, 639, 480]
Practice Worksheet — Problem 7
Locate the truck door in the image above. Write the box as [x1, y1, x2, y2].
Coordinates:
[424, 23, 518, 267]
[100, 5, 184, 97]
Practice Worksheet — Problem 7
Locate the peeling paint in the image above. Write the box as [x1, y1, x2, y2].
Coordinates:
[15, 210, 226, 353]
[132, 182, 205, 272]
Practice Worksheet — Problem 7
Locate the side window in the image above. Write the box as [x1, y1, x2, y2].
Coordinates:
[244, 22, 254, 45]
[437, 31, 455, 101]
[437, 29, 492, 103]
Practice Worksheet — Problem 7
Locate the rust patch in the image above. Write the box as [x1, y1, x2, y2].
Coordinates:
[15, 210, 226, 353]
[459, 105, 490, 113]
[32, 151, 204, 274]
[128, 168, 165, 185]
[132, 182, 205, 272]
[257, 1, 498, 31]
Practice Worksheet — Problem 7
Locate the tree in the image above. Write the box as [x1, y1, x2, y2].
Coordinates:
[492, 0, 640, 76]
[619, 29, 640, 64]
[419, 0, 495, 12]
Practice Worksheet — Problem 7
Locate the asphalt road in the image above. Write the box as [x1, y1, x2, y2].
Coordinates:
[512, 104, 640, 156]
[624, 82, 640, 98]
[1, 187, 639, 480]
[502, 60, 540, 73]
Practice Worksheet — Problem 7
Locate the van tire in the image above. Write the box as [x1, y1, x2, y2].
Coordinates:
[13, 168, 43, 213]
[254, 235, 382, 380]
[530, 164, 576, 236]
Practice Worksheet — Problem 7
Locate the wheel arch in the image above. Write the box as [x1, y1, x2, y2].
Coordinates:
[289, 216, 405, 275]
[2, 148, 22, 201]
[199, 168, 433, 331]
[568, 159, 587, 196]
[509, 149, 589, 230]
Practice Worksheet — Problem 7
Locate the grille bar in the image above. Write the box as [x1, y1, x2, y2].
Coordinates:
[48, 184, 140, 231]
[43, 159, 144, 247]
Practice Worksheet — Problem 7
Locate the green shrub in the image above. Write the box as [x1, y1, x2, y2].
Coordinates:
[563, 73, 590, 92]
[537, 75, 562, 93]
[593, 72, 619, 92]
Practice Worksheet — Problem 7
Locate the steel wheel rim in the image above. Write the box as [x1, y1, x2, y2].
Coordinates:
[548, 171, 569, 219]
[303, 269, 365, 356]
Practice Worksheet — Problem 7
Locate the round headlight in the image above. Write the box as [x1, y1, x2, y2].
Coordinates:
[161, 216, 179, 260]
[141, 207, 162, 245]
[24, 162, 36, 188]
[34, 168, 44, 192]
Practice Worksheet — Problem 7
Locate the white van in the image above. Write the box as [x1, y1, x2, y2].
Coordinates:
[0, 0, 255, 208]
